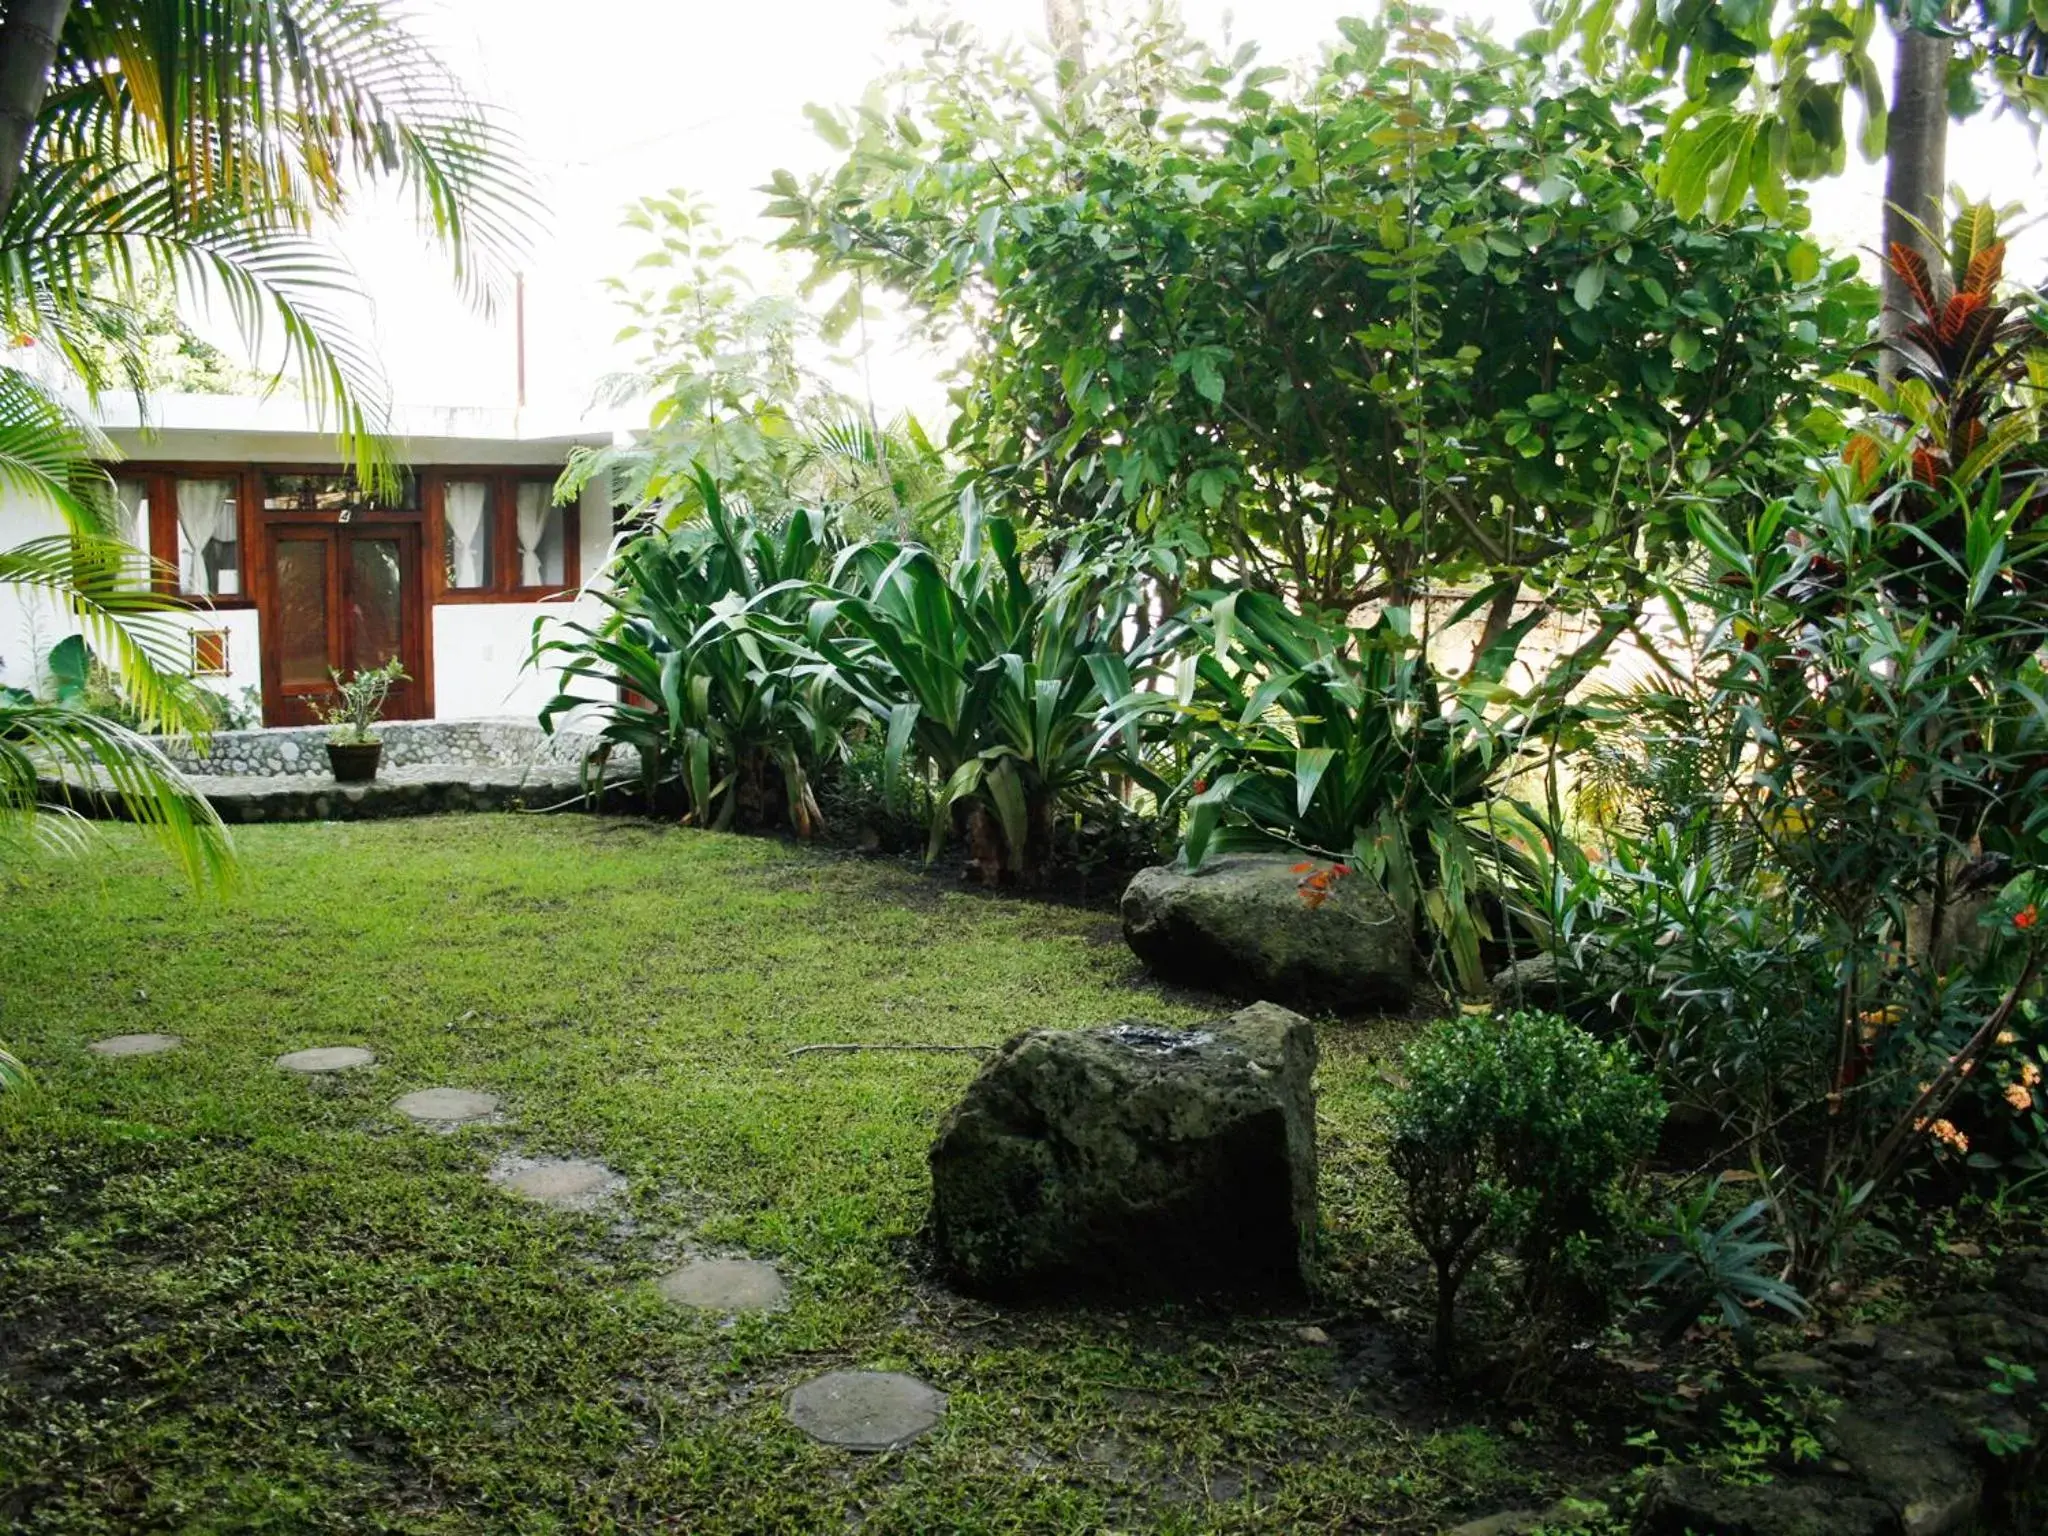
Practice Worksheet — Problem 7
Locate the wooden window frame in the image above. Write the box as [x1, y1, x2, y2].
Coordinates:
[423, 468, 580, 604]
[110, 463, 260, 609]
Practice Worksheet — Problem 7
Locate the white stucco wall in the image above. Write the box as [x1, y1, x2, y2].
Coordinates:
[0, 490, 264, 720]
[430, 479, 615, 720]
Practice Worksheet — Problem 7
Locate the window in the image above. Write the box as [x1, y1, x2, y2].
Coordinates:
[513, 481, 568, 589]
[430, 472, 577, 599]
[113, 477, 151, 549]
[175, 477, 241, 596]
[263, 471, 418, 517]
[190, 629, 231, 676]
[442, 479, 494, 589]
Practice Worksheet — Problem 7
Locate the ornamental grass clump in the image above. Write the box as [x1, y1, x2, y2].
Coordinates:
[1389, 1009, 1665, 1375]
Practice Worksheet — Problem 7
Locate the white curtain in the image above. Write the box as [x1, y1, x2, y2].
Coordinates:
[114, 479, 150, 589]
[114, 479, 149, 548]
[515, 482, 553, 586]
[444, 480, 489, 587]
[175, 479, 236, 594]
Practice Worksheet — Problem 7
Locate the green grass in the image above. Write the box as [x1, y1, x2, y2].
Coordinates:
[0, 817, 1572, 1533]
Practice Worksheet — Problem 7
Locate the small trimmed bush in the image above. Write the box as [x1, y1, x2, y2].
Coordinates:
[1389, 1009, 1665, 1373]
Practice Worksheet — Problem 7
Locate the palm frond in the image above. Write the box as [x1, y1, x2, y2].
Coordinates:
[40, 0, 537, 309]
[0, 534, 219, 736]
[4, 160, 399, 491]
[0, 367, 117, 533]
[0, 701, 234, 892]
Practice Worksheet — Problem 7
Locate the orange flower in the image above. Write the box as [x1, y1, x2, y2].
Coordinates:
[2006, 1082, 2034, 1113]
[1924, 1118, 1970, 1153]
[1292, 862, 1313, 874]
[2015, 904, 2039, 931]
[2023, 1061, 2042, 1089]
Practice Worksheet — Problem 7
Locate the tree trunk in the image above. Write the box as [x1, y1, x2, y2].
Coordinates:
[1433, 1262, 1459, 1376]
[1880, 26, 1951, 380]
[0, 0, 70, 224]
[1045, 0, 1086, 90]
[1468, 578, 1525, 679]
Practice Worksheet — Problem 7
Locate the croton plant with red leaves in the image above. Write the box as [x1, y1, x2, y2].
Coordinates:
[1838, 201, 2047, 514]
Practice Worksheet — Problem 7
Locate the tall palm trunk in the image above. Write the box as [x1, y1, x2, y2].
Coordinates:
[0, 0, 71, 222]
[1880, 26, 1951, 381]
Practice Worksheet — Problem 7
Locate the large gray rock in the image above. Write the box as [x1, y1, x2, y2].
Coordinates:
[1636, 1467, 1894, 1536]
[927, 1002, 1317, 1297]
[1120, 854, 1411, 1012]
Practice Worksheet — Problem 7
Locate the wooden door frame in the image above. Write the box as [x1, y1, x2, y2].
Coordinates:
[258, 523, 343, 727]
[338, 522, 428, 723]
[257, 513, 435, 727]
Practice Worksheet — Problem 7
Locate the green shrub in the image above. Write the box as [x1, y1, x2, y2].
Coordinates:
[1389, 1009, 1665, 1373]
[535, 468, 854, 835]
[1107, 590, 1622, 993]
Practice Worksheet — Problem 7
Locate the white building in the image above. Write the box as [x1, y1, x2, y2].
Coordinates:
[0, 394, 614, 726]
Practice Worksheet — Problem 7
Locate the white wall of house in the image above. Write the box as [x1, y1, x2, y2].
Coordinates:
[0, 393, 617, 724]
[432, 502, 614, 720]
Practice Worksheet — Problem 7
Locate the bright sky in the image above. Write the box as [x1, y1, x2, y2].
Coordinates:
[319, 0, 2048, 434]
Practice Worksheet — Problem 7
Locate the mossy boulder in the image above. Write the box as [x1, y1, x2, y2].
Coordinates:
[927, 1002, 1317, 1297]
[1120, 853, 1412, 1012]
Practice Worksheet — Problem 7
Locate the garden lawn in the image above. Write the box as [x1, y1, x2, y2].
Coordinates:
[1, 817, 1568, 1533]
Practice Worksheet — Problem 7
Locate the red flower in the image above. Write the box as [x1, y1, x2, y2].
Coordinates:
[2015, 905, 2039, 931]
[1331, 864, 1351, 877]
[1193, 778, 1208, 794]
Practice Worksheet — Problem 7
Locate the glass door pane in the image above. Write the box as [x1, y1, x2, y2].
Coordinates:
[275, 538, 333, 687]
[348, 538, 405, 671]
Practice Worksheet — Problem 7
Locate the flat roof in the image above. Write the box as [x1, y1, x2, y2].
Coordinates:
[82, 392, 613, 466]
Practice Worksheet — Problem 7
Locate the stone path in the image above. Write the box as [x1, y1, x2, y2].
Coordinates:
[276, 1046, 375, 1073]
[656, 1257, 788, 1313]
[394, 1088, 499, 1124]
[489, 1155, 621, 1210]
[785, 1370, 946, 1451]
[88, 1033, 181, 1057]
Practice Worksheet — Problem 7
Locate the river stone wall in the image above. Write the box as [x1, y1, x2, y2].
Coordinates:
[155, 718, 627, 779]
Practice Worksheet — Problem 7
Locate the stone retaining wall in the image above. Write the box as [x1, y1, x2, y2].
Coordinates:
[156, 717, 629, 779]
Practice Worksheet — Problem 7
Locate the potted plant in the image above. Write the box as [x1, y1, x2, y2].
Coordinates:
[314, 659, 407, 782]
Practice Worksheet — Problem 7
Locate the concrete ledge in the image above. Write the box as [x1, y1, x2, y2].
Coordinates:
[42, 719, 644, 824]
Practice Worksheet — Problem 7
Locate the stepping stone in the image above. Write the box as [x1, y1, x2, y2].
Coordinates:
[88, 1033, 181, 1058]
[276, 1046, 374, 1073]
[394, 1088, 499, 1124]
[656, 1257, 787, 1313]
[785, 1370, 946, 1451]
[491, 1156, 620, 1210]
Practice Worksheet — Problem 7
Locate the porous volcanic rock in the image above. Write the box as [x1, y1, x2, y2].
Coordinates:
[927, 1001, 1317, 1297]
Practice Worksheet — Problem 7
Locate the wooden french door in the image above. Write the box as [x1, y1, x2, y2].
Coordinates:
[262, 522, 428, 725]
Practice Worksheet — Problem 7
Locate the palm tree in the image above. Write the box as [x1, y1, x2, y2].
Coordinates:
[0, 0, 531, 1086]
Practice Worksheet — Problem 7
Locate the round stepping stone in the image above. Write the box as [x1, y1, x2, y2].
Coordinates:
[276, 1046, 375, 1074]
[492, 1156, 620, 1210]
[656, 1257, 787, 1313]
[394, 1088, 499, 1124]
[88, 1033, 181, 1058]
[785, 1370, 946, 1451]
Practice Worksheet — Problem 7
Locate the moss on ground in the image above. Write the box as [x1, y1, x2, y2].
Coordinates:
[0, 817, 1586, 1533]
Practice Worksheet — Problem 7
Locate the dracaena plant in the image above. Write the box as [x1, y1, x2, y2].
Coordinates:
[534, 469, 853, 836]
[1109, 588, 1624, 993]
[788, 515, 1147, 886]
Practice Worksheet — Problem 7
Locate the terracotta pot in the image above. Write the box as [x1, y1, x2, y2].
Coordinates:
[327, 741, 382, 783]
